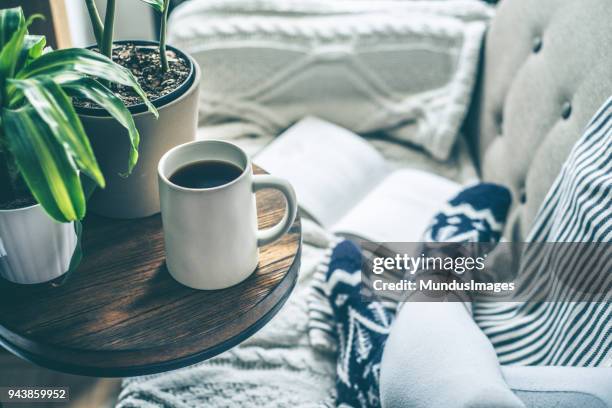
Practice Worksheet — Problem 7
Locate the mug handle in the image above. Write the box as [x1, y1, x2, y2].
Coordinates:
[252, 175, 298, 247]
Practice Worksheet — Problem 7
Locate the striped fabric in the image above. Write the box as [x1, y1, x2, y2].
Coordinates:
[473, 96, 612, 367]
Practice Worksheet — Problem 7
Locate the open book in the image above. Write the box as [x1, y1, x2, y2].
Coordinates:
[256, 117, 463, 242]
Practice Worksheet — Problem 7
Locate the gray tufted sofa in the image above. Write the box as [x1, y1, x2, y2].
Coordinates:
[380, 0, 612, 406]
[467, 0, 612, 243]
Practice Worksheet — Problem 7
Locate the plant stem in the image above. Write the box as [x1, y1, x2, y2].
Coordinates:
[101, 0, 116, 59]
[84, 0, 104, 47]
[159, 0, 170, 73]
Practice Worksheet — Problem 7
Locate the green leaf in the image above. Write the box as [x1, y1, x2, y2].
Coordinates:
[17, 48, 159, 118]
[9, 77, 105, 187]
[139, 0, 165, 13]
[0, 10, 41, 79]
[63, 77, 140, 175]
[2, 106, 85, 222]
[0, 7, 24, 51]
[17, 34, 45, 71]
[69, 219, 84, 271]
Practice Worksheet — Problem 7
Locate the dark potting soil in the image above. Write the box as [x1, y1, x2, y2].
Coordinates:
[73, 44, 191, 109]
[0, 195, 36, 210]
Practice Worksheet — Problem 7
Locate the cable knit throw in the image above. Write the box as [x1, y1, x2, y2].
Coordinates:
[168, 0, 493, 160]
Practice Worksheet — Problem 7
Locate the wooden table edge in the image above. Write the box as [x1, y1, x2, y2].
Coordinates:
[0, 242, 301, 378]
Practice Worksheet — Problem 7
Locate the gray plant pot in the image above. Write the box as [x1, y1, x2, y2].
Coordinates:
[78, 41, 201, 219]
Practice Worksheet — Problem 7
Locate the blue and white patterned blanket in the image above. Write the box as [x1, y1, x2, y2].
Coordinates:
[318, 182, 511, 407]
[307, 182, 511, 352]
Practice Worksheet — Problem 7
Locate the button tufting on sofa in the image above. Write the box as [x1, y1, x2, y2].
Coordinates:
[561, 101, 572, 119]
[466, 0, 612, 243]
[519, 189, 527, 204]
[532, 36, 543, 53]
[495, 110, 503, 134]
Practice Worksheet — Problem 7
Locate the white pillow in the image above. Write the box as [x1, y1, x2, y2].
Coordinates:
[169, 0, 493, 160]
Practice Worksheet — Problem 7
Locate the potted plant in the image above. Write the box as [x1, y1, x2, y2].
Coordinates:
[78, 0, 201, 219]
[0, 7, 155, 284]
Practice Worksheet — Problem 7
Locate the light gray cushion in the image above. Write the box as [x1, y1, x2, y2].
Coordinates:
[169, 0, 493, 160]
[380, 302, 525, 408]
[466, 0, 612, 241]
[503, 366, 612, 408]
[380, 302, 612, 408]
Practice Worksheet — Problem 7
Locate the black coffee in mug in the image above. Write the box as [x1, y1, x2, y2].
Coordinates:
[169, 160, 243, 189]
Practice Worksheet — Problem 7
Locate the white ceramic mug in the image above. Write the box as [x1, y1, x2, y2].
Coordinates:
[158, 140, 297, 290]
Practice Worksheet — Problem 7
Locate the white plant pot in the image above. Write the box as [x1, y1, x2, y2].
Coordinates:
[0, 204, 77, 284]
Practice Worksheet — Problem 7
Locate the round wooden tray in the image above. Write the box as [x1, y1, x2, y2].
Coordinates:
[0, 165, 301, 377]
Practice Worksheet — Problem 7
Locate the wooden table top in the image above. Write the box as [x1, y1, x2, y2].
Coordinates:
[0, 165, 301, 377]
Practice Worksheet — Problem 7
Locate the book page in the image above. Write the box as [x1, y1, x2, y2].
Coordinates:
[255, 117, 389, 227]
[332, 169, 462, 242]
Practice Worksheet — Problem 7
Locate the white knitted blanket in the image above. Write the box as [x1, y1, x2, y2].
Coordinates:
[167, 0, 493, 160]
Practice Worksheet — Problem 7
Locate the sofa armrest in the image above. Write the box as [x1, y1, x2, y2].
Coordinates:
[502, 366, 612, 408]
[380, 301, 524, 408]
[380, 301, 612, 408]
